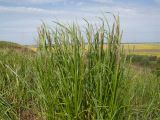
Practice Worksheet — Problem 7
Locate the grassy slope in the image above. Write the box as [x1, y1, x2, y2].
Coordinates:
[0, 41, 35, 54]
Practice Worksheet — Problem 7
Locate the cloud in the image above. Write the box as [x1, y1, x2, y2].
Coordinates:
[0, 0, 115, 5]
[0, 5, 65, 15]
[91, 0, 113, 3]
[0, 0, 64, 4]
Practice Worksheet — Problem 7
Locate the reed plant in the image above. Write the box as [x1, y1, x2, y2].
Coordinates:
[35, 15, 129, 120]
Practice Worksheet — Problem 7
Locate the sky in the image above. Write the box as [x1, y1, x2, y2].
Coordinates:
[0, 0, 160, 45]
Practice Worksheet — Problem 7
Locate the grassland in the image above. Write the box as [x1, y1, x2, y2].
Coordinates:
[0, 16, 160, 120]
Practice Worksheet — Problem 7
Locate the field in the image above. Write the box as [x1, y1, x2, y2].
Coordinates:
[124, 44, 160, 57]
[0, 17, 160, 120]
[29, 44, 160, 57]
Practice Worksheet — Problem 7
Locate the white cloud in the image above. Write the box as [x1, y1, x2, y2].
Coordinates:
[92, 0, 113, 3]
[0, 0, 65, 4]
[0, 0, 115, 5]
[0, 6, 65, 14]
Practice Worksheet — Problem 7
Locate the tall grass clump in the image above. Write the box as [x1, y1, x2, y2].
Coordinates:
[35, 15, 129, 120]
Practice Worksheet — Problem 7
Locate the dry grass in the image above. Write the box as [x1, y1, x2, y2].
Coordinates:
[124, 44, 160, 57]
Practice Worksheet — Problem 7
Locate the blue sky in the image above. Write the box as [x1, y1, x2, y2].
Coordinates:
[0, 0, 160, 44]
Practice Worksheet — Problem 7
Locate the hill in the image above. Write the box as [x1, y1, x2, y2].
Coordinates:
[0, 41, 35, 54]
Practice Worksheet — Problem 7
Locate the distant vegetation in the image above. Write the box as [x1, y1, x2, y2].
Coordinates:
[127, 54, 159, 66]
[127, 54, 160, 77]
[0, 16, 160, 120]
